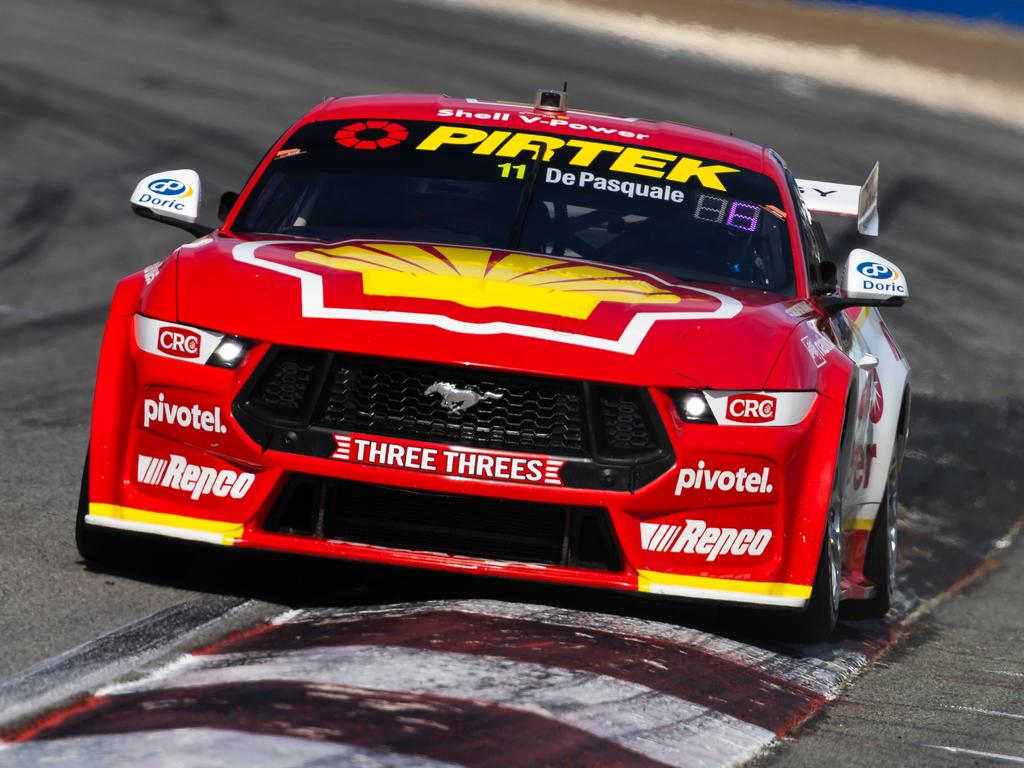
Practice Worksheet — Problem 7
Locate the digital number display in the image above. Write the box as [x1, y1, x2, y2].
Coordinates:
[694, 194, 761, 233]
[694, 194, 727, 223]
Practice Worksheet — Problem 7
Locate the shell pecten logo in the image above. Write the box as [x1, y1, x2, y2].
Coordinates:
[294, 242, 681, 319]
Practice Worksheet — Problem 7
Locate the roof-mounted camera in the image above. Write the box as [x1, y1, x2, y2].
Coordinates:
[534, 88, 568, 113]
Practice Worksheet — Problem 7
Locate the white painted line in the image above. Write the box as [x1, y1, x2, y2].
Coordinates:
[924, 745, 1024, 764]
[104, 644, 773, 768]
[0, 729, 462, 768]
[270, 608, 305, 626]
[423, 0, 1024, 131]
[948, 705, 1024, 721]
[985, 669, 1024, 678]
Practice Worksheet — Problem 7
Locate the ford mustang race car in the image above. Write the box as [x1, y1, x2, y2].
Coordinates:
[78, 90, 910, 639]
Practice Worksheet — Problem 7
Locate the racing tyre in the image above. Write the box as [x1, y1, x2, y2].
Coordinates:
[845, 455, 898, 619]
[75, 451, 126, 567]
[791, 464, 843, 642]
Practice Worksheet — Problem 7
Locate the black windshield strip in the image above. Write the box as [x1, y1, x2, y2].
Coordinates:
[507, 159, 542, 251]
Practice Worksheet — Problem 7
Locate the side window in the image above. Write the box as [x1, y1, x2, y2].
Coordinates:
[801, 218, 823, 266]
[784, 170, 821, 268]
[810, 221, 832, 264]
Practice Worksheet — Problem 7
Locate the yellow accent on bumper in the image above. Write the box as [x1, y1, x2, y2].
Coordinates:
[637, 569, 812, 607]
[87, 503, 243, 546]
[850, 518, 876, 531]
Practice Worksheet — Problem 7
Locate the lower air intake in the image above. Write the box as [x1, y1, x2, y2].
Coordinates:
[265, 475, 620, 571]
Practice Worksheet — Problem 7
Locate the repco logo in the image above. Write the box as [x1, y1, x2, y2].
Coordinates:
[725, 394, 777, 424]
[640, 520, 772, 562]
[137, 454, 254, 501]
[158, 327, 201, 359]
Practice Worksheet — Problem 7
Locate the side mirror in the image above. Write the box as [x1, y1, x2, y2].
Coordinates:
[130, 169, 213, 237]
[809, 261, 838, 295]
[820, 248, 908, 314]
[218, 191, 239, 222]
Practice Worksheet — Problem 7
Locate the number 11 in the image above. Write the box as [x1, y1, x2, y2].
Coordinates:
[498, 162, 527, 179]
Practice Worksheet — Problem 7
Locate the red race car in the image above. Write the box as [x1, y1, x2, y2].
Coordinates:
[79, 90, 910, 639]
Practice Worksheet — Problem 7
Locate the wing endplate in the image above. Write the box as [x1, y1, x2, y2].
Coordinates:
[797, 162, 879, 236]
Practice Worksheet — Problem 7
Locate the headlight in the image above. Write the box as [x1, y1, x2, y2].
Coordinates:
[207, 337, 253, 369]
[669, 390, 716, 423]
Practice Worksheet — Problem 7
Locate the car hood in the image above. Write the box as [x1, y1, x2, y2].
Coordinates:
[172, 234, 810, 390]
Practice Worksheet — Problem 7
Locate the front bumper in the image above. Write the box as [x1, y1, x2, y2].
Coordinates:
[86, 314, 845, 609]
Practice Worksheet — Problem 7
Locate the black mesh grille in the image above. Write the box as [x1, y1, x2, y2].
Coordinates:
[313, 355, 586, 456]
[247, 348, 321, 420]
[237, 348, 671, 472]
[264, 475, 620, 570]
[592, 385, 661, 459]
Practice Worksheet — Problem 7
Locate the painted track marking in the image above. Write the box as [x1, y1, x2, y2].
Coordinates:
[0, 596, 258, 733]
[103, 644, 774, 767]
[1, 598, 890, 768]
[948, 705, 1024, 721]
[923, 745, 1024, 764]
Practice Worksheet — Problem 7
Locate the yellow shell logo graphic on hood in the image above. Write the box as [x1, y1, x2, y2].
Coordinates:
[294, 242, 680, 320]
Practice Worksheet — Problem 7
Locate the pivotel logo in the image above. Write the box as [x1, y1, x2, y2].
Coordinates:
[674, 461, 773, 495]
[157, 327, 201, 358]
[143, 393, 227, 434]
[136, 454, 254, 500]
[640, 520, 772, 562]
[146, 178, 193, 197]
[725, 394, 776, 424]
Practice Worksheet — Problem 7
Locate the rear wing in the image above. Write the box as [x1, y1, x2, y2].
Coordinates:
[796, 162, 879, 236]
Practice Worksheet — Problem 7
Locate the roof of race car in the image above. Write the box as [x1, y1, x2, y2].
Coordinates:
[299, 93, 769, 173]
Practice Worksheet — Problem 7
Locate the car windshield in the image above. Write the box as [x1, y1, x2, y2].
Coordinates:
[234, 118, 795, 294]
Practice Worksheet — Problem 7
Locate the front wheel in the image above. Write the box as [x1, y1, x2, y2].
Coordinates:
[790, 465, 843, 642]
[845, 455, 898, 619]
[75, 451, 127, 567]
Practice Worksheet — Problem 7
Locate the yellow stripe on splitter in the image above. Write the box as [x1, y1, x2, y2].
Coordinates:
[637, 570, 812, 599]
[88, 503, 244, 545]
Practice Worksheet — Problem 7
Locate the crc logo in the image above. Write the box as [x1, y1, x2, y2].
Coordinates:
[146, 178, 191, 197]
[856, 261, 895, 280]
[725, 394, 777, 424]
[158, 327, 201, 359]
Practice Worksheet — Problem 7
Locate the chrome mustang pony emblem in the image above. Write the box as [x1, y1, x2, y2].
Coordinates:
[425, 382, 503, 413]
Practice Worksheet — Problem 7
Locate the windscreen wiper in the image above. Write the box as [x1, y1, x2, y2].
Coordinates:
[506, 159, 543, 251]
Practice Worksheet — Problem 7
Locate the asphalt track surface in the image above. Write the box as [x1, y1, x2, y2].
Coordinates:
[0, 0, 1022, 764]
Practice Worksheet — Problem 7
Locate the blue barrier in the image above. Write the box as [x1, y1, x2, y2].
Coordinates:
[809, 0, 1024, 26]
